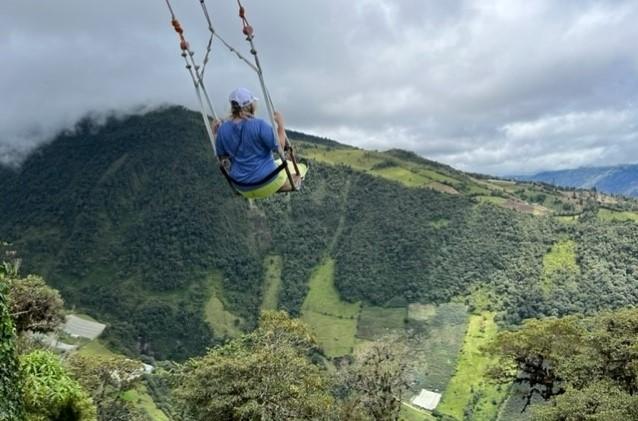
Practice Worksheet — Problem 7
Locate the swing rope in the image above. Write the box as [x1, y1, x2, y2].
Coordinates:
[234, 0, 301, 181]
[165, 0, 219, 157]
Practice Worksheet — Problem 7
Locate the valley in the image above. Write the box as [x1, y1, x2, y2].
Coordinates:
[3, 107, 638, 419]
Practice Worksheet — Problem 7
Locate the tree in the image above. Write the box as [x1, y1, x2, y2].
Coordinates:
[486, 317, 583, 409]
[2, 250, 95, 420]
[336, 340, 408, 421]
[533, 381, 638, 421]
[0, 275, 24, 420]
[487, 309, 638, 416]
[66, 353, 147, 420]
[173, 311, 336, 420]
[8, 274, 65, 334]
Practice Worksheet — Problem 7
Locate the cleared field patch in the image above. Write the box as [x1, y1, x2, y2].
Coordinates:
[303, 311, 359, 357]
[373, 166, 434, 188]
[437, 312, 507, 421]
[408, 303, 436, 321]
[301, 258, 361, 357]
[476, 195, 507, 206]
[299, 145, 472, 193]
[400, 402, 436, 421]
[598, 208, 638, 222]
[426, 182, 459, 194]
[121, 384, 169, 421]
[541, 240, 579, 293]
[406, 303, 468, 394]
[76, 339, 119, 358]
[260, 255, 282, 312]
[205, 273, 244, 338]
[556, 214, 579, 224]
[357, 306, 406, 340]
[302, 259, 360, 318]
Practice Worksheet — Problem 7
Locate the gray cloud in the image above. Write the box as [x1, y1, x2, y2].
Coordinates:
[2, 0, 638, 174]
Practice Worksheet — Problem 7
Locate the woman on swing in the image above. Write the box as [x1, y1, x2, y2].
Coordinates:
[213, 88, 307, 199]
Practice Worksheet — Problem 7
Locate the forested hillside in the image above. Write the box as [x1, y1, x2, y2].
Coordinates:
[2, 106, 638, 364]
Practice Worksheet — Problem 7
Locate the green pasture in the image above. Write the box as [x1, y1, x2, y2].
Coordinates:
[556, 214, 580, 224]
[598, 208, 638, 222]
[298, 144, 489, 194]
[400, 402, 436, 421]
[541, 240, 579, 293]
[437, 312, 508, 421]
[204, 273, 243, 338]
[260, 255, 283, 312]
[76, 339, 119, 358]
[476, 195, 507, 206]
[122, 384, 169, 421]
[301, 258, 361, 357]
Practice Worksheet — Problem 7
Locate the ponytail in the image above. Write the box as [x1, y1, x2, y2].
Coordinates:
[230, 101, 255, 120]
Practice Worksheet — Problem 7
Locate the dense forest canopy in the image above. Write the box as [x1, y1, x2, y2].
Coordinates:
[2, 107, 638, 361]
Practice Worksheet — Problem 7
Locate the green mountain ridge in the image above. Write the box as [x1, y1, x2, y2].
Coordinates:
[2, 106, 638, 363]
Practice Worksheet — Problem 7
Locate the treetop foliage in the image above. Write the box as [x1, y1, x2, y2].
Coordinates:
[488, 308, 638, 419]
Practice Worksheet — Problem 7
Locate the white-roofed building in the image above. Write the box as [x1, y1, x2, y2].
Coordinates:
[411, 389, 442, 411]
[63, 315, 106, 340]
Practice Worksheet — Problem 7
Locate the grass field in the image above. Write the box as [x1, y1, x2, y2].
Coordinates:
[437, 312, 508, 421]
[476, 195, 508, 206]
[298, 144, 480, 194]
[541, 240, 579, 293]
[204, 273, 243, 338]
[598, 208, 638, 222]
[400, 402, 436, 421]
[261, 255, 282, 312]
[301, 258, 361, 357]
[556, 214, 579, 224]
[357, 306, 407, 340]
[122, 384, 169, 421]
[76, 339, 119, 358]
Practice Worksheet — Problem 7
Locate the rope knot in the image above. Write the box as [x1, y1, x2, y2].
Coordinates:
[243, 25, 254, 37]
[171, 19, 183, 34]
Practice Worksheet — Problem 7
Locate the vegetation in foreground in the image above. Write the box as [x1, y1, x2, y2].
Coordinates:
[488, 308, 638, 420]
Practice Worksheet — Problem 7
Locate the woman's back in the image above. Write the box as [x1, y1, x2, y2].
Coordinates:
[215, 117, 278, 184]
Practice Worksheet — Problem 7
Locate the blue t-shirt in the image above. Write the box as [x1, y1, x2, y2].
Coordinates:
[215, 118, 278, 184]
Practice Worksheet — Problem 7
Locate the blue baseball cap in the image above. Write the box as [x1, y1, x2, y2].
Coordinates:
[229, 88, 259, 107]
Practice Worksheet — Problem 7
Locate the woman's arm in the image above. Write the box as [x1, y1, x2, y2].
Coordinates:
[273, 112, 286, 150]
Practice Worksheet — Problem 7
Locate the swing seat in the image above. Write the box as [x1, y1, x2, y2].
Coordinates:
[221, 159, 308, 199]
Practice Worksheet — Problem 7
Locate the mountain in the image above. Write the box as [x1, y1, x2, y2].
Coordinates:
[2, 106, 638, 363]
[517, 164, 638, 197]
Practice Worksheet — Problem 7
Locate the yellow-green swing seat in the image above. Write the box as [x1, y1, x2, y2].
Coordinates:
[222, 159, 308, 199]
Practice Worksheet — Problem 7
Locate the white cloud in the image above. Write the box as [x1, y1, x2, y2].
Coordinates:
[2, 0, 638, 174]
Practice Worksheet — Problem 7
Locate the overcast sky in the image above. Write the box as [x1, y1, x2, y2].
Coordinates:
[2, 0, 638, 175]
